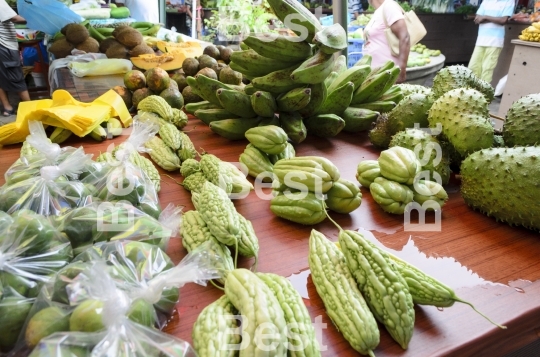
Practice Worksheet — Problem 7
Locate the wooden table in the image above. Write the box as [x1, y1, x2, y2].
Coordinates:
[1, 107, 540, 356]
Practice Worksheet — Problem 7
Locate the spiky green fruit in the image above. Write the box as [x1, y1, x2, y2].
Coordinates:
[460, 146, 540, 231]
[368, 114, 392, 149]
[395, 83, 432, 97]
[389, 128, 451, 185]
[387, 93, 434, 135]
[428, 88, 494, 156]
[432, 65, 494, 102]
[502, 93, 540, 146]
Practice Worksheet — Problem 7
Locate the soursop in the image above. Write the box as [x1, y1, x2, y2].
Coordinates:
[396, 83, 432, 97]
[389, 128, 451, 185]
[368, 93, 434, 149]
[460, 146, 540, 231]
[428, 88, 494, 156]
[432, 65, 494, 102]
[368, 114, 392, 149]
[502, 93, 540, 146]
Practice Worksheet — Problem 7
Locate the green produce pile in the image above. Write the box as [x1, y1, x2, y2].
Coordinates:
[183, 0, 405, 143]
[193, 268, 320, 357]
[356, 146, 448, 215]
[308, 228, 506, 355]
[24, 240, 219, 356]
[0, 210, 73, 353]
[407, 43, 441, 68]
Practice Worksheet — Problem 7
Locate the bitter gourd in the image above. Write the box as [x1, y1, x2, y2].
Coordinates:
[236, 213, 259, 267]
[308, 230, 379, 356]
[180, 158, 200, 177]
[178, 132, 198, 161]
[159, 118, 182, 150]
[181, 171, 208, 193]
[200, 154, 233, 194]
[192, 295, 240, 357]
[138, 95, 174, 121]
[144, 136, 181, 171]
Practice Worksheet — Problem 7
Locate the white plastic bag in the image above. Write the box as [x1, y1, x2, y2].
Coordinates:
[69, 59, 133, 77]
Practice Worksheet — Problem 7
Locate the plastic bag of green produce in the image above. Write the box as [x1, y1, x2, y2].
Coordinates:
[0, 210, 73, 353]
[6, 121, 79, 187]
[80, 120, 162, 218]
[0, 146, 94, 215]
[20, 240, 221, 356]
[54, 202, 182, 258]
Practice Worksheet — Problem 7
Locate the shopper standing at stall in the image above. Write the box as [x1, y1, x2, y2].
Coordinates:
[0, 0, 30, 117]
[114, 0, 159, 24]
[363, 0, 410, 83]
[468, 0, 515, 83]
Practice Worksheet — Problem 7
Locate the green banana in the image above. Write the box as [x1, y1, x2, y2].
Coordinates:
[217, 89, 257, 118]
[298, 81, 327, 117]
[327, 64, 371, 93]
[195, 108, 239, 124]
[50, 127, 73, 144]
[209, 118, 261, 140]
[304, 114, 345, 137]
[242, 35, 313, 62]
[230, 50, 299, 77]
[279, 111, 307, 144]
[88, 125, 107, 142]
[186, 76, 204, 96]
[290, 49, 335, 84]
[258, 114, 280, 127]
[95, 27, 114, 36]
[324, 71, 339, 89]
[239, 42, 250, 50]
[140, 24, 161, 36]
[332, 55, 348, 74]
[352, 100, 396, 113]
[276, 87, 311, 112]
[342, 107, 380, 133]
[266, 0, 322, 42]
[366, 59, 395, 79]
[378, 85, 404, 103]
[251, 65, 304, 94]
[185, 101, 220, 115]
[88, 25, 106, 42]
[355, 54, 372, 67]
[251, 91, 277, 118]
[229, 62, 258, 80]
[196, 74, 234, 106]
[351, 70, 393, 105]
[314, 81, 354, 116]
[379, 66, 402, 96]
[244, 83, 257, 95]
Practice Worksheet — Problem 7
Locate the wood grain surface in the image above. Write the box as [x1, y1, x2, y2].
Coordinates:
[1, 115, 539, 357]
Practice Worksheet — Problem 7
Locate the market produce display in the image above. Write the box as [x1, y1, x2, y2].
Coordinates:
[3, 0, 540, 354]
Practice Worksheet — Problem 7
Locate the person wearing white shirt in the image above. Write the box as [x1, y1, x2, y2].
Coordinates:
[114, 0, 159, 23]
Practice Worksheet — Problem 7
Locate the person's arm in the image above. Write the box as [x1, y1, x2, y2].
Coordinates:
[474, 15, 508, 25]
[390, 18, 410, 83]
[10, 14, 26, 24]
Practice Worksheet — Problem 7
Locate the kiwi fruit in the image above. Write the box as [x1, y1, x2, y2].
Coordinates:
[129, 44, 154, 57]
[105, 43, 129, 59]
[75, 37, 99, 54]
[219, 47, 233, 64]
[196, 67, 218, 81]
[99, 38, 120, 54]
[203, 45, 221, 60]
[65, 24, 89, 45]
[112, 25, 131, 38]
[49, 38, 74, 59]
[182, 86, 203, 104]
[182, 58, 199, 77]
[61, 23, 79, 36]
[115, 28, 143, 48]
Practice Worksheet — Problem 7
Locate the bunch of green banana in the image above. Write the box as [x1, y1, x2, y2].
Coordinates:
[351, 61, 401, 106]
[49, 127, 73, 144]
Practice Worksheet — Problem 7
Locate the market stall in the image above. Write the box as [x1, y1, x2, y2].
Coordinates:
[1, 0, 540, 356]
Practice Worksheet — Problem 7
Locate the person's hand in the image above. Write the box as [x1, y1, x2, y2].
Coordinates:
[474, 15, 485, 24]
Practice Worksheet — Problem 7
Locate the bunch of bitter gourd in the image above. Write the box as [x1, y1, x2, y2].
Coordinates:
[309, 227, 507, 355]
[356, 146, 449, 215]
[192, 268, 321, 357]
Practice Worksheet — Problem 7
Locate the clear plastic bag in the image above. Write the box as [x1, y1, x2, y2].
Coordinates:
[80, 120, 162, 219]
[68, 59, 133, 77]
[17, 0, 84, 35]
[0, 146, 94, 216]
[54, 202, 183, 256]
[5, 121, 78, 187]
[0, 210, 73, 353]
[20, 240, 221, 356]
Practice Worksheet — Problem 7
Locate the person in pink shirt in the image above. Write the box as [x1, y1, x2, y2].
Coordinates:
[363, 0, 410, 83]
